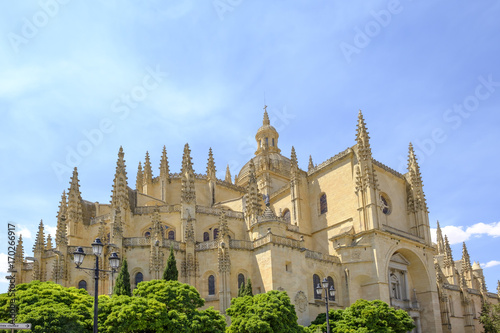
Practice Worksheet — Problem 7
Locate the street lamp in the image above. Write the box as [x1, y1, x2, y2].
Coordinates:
[316, 278, 336, 333]
[73, 238, 120, 333]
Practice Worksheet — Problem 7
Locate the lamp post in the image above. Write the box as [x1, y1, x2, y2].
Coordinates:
[73, 238, 120, 333]
[316, 278, 335, 333]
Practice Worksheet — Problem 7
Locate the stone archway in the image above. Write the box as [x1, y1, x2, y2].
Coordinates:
[386, 248, 441, 333]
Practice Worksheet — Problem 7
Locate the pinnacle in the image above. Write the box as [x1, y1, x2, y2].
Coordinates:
[225, 164, 232, 183]
[308, 155, 314, 171]
[263, 106, 270, 126]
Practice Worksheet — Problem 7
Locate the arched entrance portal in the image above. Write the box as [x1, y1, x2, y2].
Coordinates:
[387, 249, 439, 333]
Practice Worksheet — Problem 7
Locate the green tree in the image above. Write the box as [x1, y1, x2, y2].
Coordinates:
[163, 246, 179, 281]
[480, 301, 500, 333]
[226, 290, 305, 333]
[237, 281, 245, 297]
[114, 258, 131, 296]
[243, 278, 253, 297]
[309, 299, 415, 333]
[0, 281, 93, 333]
[133, 279, 226, 332]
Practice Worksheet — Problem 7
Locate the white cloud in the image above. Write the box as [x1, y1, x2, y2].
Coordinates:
[432, 222, 500, 245]
[45, 225, 57, 239]
[481, 261, 500, 269]
[16, 225, 32, 239]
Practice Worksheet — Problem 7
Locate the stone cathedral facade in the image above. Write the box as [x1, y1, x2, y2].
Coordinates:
[13, 110, 499, 332]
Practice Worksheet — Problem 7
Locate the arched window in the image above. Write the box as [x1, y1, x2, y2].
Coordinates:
[145, 231, 151, 237]
[320, 193, 328, 214]
[203, 232, 209, 242]
[313, 274, 321, 300]
[380, 193, 391, 215]
[168, 230, 175, 240]
[282, 209, 291, 223]
[265, 137, 269, 146]
[78, 280, 87, 290]
[135, 272, 143, 289]
[272, 138, 275, 147]
[238, 273, 245, 289]
[213, 228, 219, 240]
[208, 275, 215, 295]
[327, 276, 335, 301]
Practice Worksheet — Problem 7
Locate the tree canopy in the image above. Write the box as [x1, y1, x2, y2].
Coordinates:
[226, 290, 306, 333]
[480, 301, 500, 333]
[114, 258, 132, 296]
[163, 246, 179, 281]
[0, 280, 93, 333]
[309, 299, 415, 333]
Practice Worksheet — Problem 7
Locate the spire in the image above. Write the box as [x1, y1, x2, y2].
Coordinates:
[225, 165, 232, 184]
[136, 162, 143, 192]
[263, 105, 270, 125]
[356, 110, 372, 160]
[308, 155, 314, 172]
[143, 151, 153, 184]
[56, 191, 68, 247]
[181, 143, 196, 204]
[206, 148, 216, 181]
[46, 234, 53, 250]
[245, 160, 263, 218]
[462, 242, 472, 272]
[111, 146, 130, 211]
[15, 235, 24, 263]
[436, 221, 444, 254]
[159, 146, 170, 180]
[407, 143, 428, 212]
[291, 146, 298, 169]
[443, 235, 454, 268]
[67, 167, 83, 225]
[33, 220, 45, 254]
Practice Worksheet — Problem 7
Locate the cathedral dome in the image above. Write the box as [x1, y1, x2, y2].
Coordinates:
[237, 153, 291, 185]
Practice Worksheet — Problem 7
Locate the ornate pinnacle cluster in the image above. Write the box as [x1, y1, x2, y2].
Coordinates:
[67, 168, 83, 225]
[245, 160, 262, 217]
[56, 191, 68, 247]
[436, 221, 444, 254]
[462, 242, 472, 273]
[151, 207, 163, 241]
[290, 146, 299, 178]
[15, 235, 24, 263]
[308, 155, 314, 172]
[206, 148, 216, 181]
[136, 162, 143, 192]
[443, 235, 455, 269]
[225, 165, 232, 184]
[460, 270, 468, 290]
[112, 208, 123, 237]
[111, 146, 130, 211]
[33, 220, 45, 254]
[407, 143, 428, 212]
[181, 143, 196, 203]
[218, 210, 228, 241]
[46, 234, 53, 250]
[143, 151, 153, 184]
[185, 213, 195, 243]
[159, 146, 170, 180]
[435, 261, 445, 285]
[356, 110, 372, 161]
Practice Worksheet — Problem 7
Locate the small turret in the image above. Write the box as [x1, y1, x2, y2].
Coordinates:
[245, 160, 263, 221]
[55, 191, 68, 247]
[308, 155, 314, 172]
[159, 146, 170, 181]
[67, 168, 83, 226]
[436, 221, 444, 254]
[181, 143, 196, 204]
[225, 165, 232, 184]
[206, 148, 216, 181]
[15, 235, 24, 264]
[143, 151, 153, 184]
[136, 162, 143, 192]
[33, 220, 45, 254]
[255, 106, 280, 155]
[111, 146, 130, 211]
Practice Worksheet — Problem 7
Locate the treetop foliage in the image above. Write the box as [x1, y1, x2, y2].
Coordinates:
[163, 246, 179, 281]
[114, 258, 132, 296]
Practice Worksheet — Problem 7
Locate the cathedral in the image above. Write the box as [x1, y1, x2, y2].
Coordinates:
[13, 110, 499, 332]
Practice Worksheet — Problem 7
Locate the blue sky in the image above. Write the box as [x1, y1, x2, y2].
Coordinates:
[1, 1, 499, 294]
